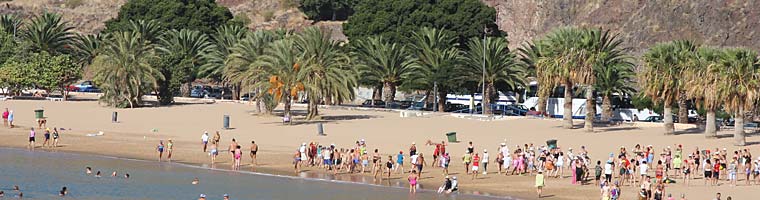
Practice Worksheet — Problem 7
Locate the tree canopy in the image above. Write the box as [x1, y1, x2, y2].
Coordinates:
[299, 0, 356, 21]
[104, 0, 234, 35]
[343, 0, 499, 44]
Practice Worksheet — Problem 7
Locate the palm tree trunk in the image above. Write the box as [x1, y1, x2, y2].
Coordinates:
[182, 82, 191, 97]
[562, 81, 573, 129]
[678, 94, 688, 124]
[284, 94, 292, 124]
[537, 94, 547, 116]
[255, 88, 262, 113]
[663, 105, 674, 135]
[483, 82, 494, 115]
[735, 108, 746, 146]
[601, 95, 613, 122]
[383, 82, 396, 108]
[306, 95, 319, 120]
[424, 90, 432, 110]
[372, 85, 383, 100]
[584, 86, 595, 132]
[437, 90, 447, 113]
[705, 109, 717, 138]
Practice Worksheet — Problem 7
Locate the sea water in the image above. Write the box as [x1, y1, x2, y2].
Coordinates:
[0, 148, 512, 200]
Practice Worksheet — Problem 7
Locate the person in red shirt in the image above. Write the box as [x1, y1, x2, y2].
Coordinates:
[713, 158, 721, 185]
[472, 153, 481, 180]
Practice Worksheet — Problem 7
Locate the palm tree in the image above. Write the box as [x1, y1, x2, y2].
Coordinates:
[253, 38, 304, 121]
[590, 29, 635, 123]
[295, 27, 356, 120]
[91, 31, 162, 108]
[0, 14, 22, 38]
[716, 48, 760, 146]
[410, 27, 462, 112]
[518, 40, 555, 116]
[227, 30, 283, 113]
[464, 36, 527, 115]
[536, 27, 595, 129]
[22, 12, 74, 55]
[641, 40, 697, 134]
[126, 19, 163, 45]
[683, 46, 723, 138]
[71, 34, 104, 67]
[198, 25, 248, 99]
[352, 36, 415, 107]
[158, 29, 214, 97]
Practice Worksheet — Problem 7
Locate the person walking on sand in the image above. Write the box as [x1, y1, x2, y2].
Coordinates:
[213, 131, 221, 145]
[167, 139, 174, 162]
[463, 152, 472, 174]
[2, 108, 8, 127]
[395, 151, 405, 174]
[28, 128, 36, 150]
[201, 131, 209, 152]
[294, 150, 301, 174]
[157, 140, 165, 161]
[42, 128, 51, 148]
[536, 170, 545, 198]
[408, 170, 419, 193]
[52, 128, 60, 148]
[210, 142, 218, 165]
[250, 141, 259, 166]
[386, 155, 394, 178]
[410, 142, 417, 157]
[472, 153, 481, 180]
[482, 149, 489, 175]
[417, 153, 427, 175]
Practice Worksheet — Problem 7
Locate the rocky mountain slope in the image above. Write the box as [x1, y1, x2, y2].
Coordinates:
[1, 0, 757, 54]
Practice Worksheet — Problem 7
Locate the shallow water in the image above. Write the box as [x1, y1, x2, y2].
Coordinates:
[0, 148, 513, 200]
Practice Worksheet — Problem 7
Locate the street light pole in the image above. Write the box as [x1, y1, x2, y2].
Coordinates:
[482, 26, 487, 115]
[433, 81, 438, 112]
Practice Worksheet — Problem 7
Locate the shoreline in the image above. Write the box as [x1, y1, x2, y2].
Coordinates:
[0, 145, 521, 199]
[1, 99, 757, 200]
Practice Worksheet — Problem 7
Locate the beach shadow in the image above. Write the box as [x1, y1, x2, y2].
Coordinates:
[600, 127, 640, 132]
[541, 195, 555, 198]
[264, 114, 380, 126]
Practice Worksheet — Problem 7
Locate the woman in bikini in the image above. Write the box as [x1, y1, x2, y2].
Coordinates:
[157, 141, 165, 162]
[167, 139, 174, 162]
[52, 128, 59, 148]
[234, 146, 242, 170]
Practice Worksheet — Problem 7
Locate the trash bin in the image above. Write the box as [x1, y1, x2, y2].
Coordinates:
[317, 123, 325, 136]
[112, 111, 118, 123]
[223, 115, 230, 129]
[546, 139, 558, 149]
[34, 109, 44, 119]
[446, 132, 457, 143]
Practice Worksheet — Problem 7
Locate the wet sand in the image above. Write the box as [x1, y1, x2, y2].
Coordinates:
[0, 94, 757, 200]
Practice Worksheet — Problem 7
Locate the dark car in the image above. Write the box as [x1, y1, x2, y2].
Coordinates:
[361, 100, 385, 108]
[640, 116, 663, 122]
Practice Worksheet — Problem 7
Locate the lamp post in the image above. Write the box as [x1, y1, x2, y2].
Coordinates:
[482, 26, 488, 115]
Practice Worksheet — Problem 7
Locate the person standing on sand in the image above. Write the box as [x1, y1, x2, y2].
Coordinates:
[228, 138, 238, 160]
[28, 128, 35, 150]
[408, 170, 418, 193]
[417, 153, 427, 175]
[293, 150, 301, 174]
[201, 131, 209, 152]
[213, 131, 221, 145]
[250, 141, 259, 166]
[234, 145, 242, 170]
[462, 152, 472, 174]
[167, 139, 174, 162]
[7, 110, 13, 128]
[2, 108, 8, 127]
[157, 140, 165, 161]
[472, 153, 480, 180]
[299, 143, 308, 167]
[409, 142, 417, 157]
[386, 155, 393, 178]
[482, 149, 489, 175]
[52, 128, 60, 148]
[535, 170, 545, 198]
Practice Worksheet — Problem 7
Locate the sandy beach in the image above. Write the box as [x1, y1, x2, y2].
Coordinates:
[0, 95, 757, 200]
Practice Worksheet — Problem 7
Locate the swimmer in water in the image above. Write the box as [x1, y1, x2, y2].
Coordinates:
[95, 171, 102, 178]
[192, 177, 199, 185]
[85, 167, 92, 175]
[223, 194, 230, 200]
[112, 171, 118, 177]
[13, 185, 19, 191]
[198, 194, 207, 200]
[124, 173, 130, 179]
[0, 190, 4, 197]
[59, 187, 67, 196]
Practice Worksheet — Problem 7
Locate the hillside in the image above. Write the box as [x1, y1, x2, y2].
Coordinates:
[1, 0, 758, 53]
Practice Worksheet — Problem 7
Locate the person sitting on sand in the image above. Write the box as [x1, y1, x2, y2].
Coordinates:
[437, 176, 452, 194]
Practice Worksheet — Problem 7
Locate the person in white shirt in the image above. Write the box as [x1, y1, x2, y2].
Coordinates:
[604, 160, 614, 183]
[640, 161, 649, 181]
[201, 131, 209, 152]
[299, 143, 307, 165]
[482, 149, 490, 175]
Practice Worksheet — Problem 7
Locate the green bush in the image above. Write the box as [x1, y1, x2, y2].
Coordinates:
[262, 11, 275, 22]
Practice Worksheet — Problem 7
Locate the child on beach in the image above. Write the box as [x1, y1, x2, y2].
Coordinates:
[386, 156, 393, 178]
[7, 110, 13, 128]
[157, 141, 165, 161]
[408, 170, 418, 193]
[234, 146, 242, 170]
[535, 170, 545, 198]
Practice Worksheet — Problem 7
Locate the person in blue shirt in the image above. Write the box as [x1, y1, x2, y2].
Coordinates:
[396, 151, 405, 174]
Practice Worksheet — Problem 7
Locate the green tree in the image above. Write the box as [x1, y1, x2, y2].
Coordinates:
[295, 27, 356, 119]
[157, 29, 214, 98]
[22, 12, 75, 55]
[0, 30, 17, 65]
[299, 0, 356, 21]
[70, 33, 104, 68]
[641, 40, 697, 135]
[105, 0, 233, 35]
[463, 36, 526, 115]
[0, 14, 22, 38]
[351, 36, 415, 107]
[198, 25, 248, 99]
[518, 40, 554, 116]
[589, 29, 634, 124]
[92, 31, 163, 108]
[683, 46, 723, 138]
[33, 53, 81, 100]
[226, 30, 285, 113]
[251, 38, 303, 121]
[344, 0, 499, 44]
[716, 48, 760, 146]
[409, 27, 461, 112]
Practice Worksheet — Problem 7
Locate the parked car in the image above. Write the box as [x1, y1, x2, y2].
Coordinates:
[640, 116, 664, 122]
[361, 100, 385, 108]
[71, 81, 98, 92]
